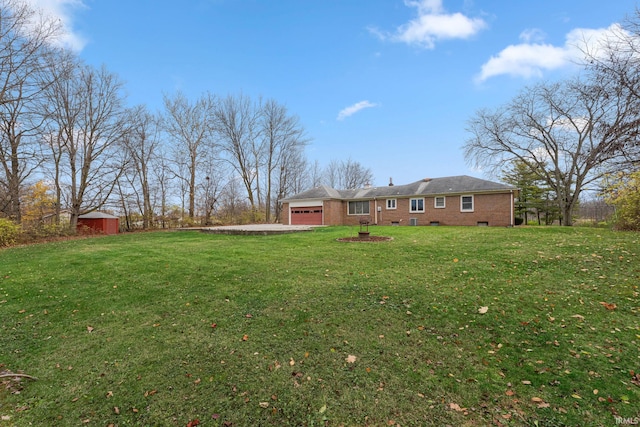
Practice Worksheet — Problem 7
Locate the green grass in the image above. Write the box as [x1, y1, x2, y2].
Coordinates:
[0, 226, 639, 426]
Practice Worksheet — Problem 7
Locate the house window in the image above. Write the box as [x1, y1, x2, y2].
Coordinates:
[434, 196, 445, 209]
[410, 198, 424, 213]
[386, 199, 396, 210]
[348, 201, 370, 215]
[461, 195, 474, 212]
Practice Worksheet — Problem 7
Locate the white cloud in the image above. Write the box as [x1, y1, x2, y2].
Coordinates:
[371, 0, 486, 49]
[337, 101, 378, 121]
[476, 24, 628, 82]
[20, 0, 88, 51]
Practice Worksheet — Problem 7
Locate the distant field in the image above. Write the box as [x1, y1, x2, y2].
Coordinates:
[1, 226, 638, 426]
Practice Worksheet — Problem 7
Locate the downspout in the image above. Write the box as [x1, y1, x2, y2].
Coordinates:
[374, 198, 378, 225]
[510, 190, 514, 227]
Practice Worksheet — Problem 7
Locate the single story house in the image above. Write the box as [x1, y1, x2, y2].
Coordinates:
[280, 175, 518, 227]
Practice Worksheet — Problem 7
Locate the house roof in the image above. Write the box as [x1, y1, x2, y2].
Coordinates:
[281, 175, 516, 202]
[78, 212, 119, 219]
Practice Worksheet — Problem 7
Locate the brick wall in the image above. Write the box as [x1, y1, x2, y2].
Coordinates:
[281, 192, 514, 227]
[375, 193, 513, 227]
[281, 203, 290, 224]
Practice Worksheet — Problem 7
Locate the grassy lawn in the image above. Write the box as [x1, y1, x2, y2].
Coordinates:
[0, 226, 639, 426]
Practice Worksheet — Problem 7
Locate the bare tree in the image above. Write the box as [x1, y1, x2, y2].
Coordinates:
[150, 151, 173, 229]
[161, 91, 216, 220]
[273, 146, 308, 222]
[323, 157, 374, 190]
[43, 63, 130, 229]
[259, 98, 308, 222]
[578, 11, 640, 170]
[213, 93, 261, 217]
[464, 78, 640, 226]
[121, 105, 160, 228]
[0, 0, 62, 221]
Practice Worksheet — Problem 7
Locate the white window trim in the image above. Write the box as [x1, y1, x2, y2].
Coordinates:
[434, 196, 446, 209]
[386, 199, 397, 210]
[410, 197, 425, 213]
[347, 200, 370, 216]
[460, 195, 474, 212]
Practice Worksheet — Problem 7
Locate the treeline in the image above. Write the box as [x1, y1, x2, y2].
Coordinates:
[0, 0, 373, 234]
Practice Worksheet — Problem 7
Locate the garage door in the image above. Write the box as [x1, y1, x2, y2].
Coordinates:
[290, 206, 323, 225]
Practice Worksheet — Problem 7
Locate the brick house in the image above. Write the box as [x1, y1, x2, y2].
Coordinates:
[280, 175, 518, 227]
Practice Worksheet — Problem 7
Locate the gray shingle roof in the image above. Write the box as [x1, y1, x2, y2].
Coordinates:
[281, 175, 516, 202]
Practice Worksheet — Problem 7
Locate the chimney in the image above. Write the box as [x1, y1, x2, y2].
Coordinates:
[388, 177, 394, 187]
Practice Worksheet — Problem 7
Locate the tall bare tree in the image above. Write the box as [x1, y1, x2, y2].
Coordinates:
[213, 93, 261, 218]
[161, 91, 216, 220]
[0, 0, 62, 221]
[121, 105, 160, 228]
[464, 77, 640, 226]
[259, 98, 308, 222]
[43, 63, 130, 229]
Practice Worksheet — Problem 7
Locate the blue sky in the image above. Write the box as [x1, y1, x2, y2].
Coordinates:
[26, 0, 638, 186]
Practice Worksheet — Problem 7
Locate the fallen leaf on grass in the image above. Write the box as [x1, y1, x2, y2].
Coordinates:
[186, 419, 200, 427]
[599, 302, 617, 310]
[478, 306, 489, 314]
[571, 314, 585, 320]
[87, 326, 94, 333]
[242, 334, 249, 341]
[449, 402, 467, 412]
[346, 355, 357, 364]
[631, 372, 640, 387]
[259, 402, 269, 408]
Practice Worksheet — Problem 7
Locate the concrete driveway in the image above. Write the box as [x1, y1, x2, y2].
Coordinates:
[200, 224, 321, 235]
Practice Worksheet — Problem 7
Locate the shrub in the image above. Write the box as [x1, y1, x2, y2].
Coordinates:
[0, 218, 21, 247]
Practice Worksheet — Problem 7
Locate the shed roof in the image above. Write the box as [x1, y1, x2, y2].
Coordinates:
[78, 212, 119, 219]
[281, 175, 516, 202]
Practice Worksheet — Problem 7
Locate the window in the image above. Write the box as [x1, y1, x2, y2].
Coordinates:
[434, 196, 445, 208]
[386, 199, 396, 209]
[348, 201, 370, 215]
[410, 198, 424, 213]
[461, 195, 474, 212]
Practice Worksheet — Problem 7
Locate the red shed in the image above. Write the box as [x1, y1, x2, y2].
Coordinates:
[77, 212, 119, 235]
